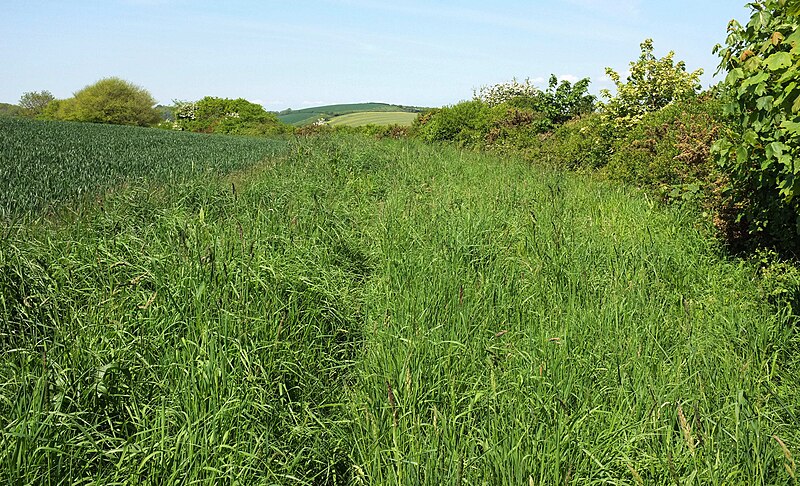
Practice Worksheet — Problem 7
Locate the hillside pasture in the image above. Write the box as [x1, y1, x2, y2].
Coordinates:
[277, 102, 424, 126]
[327, 111, 418, 127]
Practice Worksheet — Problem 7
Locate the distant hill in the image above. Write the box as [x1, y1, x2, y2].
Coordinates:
[277, 102, 425, 126]
[327, 112, 419, 127]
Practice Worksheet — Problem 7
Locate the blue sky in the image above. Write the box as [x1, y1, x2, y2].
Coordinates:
[2, 1, 750, 110]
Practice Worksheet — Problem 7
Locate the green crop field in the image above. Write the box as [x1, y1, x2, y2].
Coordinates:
[277, 102, 424, 126]
[0, 117, 288, 218]
[1, 121, 798, 484]
[327, 111, 419, 127]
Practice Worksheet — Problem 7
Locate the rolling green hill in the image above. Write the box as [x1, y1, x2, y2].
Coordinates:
[326, 111, 418, 127]
[277, 102, 424, 126]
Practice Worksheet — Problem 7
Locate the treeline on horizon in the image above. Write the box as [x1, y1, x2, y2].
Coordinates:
[5, 0, 800, 257]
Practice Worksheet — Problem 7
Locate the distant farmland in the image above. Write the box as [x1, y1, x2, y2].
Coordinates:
[327, 111, 418, 127]
[277, 102, 424, 126]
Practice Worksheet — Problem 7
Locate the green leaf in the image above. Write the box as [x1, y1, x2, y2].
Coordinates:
[766, 51, 793, 70]
[744, 55, 764, 72]
[769, 141, 789, 158]
[737, 146, 749, 163]
[740, 71, 770, 91]
[757, 96, 775, 111]
[787, 30, 800, 48]
[780, 120, 800, 134]
[775, 81, 797, 105]
[725, 67, 745, 84]
[778, 69, 799, 83]
[712, 139, 732, 157]
[744, 129, 759, 146]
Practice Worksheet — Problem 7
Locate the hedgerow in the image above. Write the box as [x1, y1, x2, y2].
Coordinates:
[714, 0, 800, 254]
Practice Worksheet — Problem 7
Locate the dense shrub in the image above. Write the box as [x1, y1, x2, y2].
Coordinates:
[714, 0, 800, 254]
[414, 100, 500, 146]
[174, 97, 292, 136]
[607, 95, 724, 196]
[476, 75, 595, 131]
[44, 78, 160, 127]
[350, 124, 412, 139]
[536, 113, 611, 170]
[415, 76, 595, 150]
[294, 123, 411, 139]
[473, 77, 540, 105]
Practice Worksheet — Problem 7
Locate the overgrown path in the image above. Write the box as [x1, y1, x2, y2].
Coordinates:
[1, 134, 798, 484]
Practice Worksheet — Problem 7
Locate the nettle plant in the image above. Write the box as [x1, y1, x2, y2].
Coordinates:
[602, 39, 703, 125]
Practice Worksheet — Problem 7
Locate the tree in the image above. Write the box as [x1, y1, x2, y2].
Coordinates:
[602, 39, 703, 124]
[0, 102, 23, 117]
[18, 90, 55, 117]
[48, 77, 160, 127]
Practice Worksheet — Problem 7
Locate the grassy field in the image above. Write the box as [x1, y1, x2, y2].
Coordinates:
[1, 121, 799, 484]
[277, 103, 423, 126]
[327, 112, 418, 127]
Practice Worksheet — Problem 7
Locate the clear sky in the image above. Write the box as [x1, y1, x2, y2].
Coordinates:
[2, 1, 751, 110]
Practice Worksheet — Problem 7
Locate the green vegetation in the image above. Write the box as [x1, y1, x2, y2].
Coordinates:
[1, 126, 798, 483]
[602, 39, 703, 125]
[278, 102, 424, 126]
[43, 77, 161, 127]
[0, 103, 22, 117]
[0, 117, 288, 218]
[413, 32, 780, 257]
[4, 1, 800, 483]
[415, 74, 595, 149]
[172, 97, 292, 136]
[714, 0, 800, 254]
[18, 90, 55, 118]
[327, 111, 418, 127]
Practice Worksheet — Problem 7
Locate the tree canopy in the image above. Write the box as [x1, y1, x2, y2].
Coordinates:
[45, 78, 160, 127]
[18, 90, 55, 117]
[601, 39, 703, 124]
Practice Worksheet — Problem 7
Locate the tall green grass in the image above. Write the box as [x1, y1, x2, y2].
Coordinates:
[1, 132, 798, 484]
